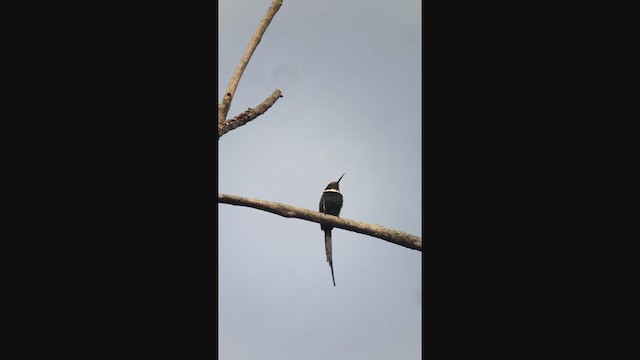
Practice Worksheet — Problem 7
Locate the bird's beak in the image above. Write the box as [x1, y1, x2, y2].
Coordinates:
[337, 173, 345, 183]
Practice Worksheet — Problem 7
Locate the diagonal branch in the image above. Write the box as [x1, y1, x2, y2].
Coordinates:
[218, 193, 422, 251]
[218, 88, 283, 139]
[218, 0, 284, 124]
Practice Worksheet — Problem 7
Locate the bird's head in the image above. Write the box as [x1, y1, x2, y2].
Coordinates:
[325, 173, 345, 191]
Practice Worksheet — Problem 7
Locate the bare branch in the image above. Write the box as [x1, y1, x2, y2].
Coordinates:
[218, 0, 284, 124]
[218, 193, 422, 251]
[218, 89, 283, 139]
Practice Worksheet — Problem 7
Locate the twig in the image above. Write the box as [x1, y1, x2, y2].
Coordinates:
[218, 193, 422, 251]
[219, 89, 283, 139]
[218, 0, 284, 124]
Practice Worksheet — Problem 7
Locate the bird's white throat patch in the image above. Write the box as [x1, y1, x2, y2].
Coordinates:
[323, 189, 340, 193]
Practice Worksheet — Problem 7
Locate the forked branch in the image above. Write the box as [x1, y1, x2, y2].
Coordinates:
[218, 0, 284, 130]
[218, 193, 422, 251]
[218, 89, 283, 138]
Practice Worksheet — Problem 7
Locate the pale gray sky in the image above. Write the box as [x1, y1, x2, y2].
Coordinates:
[218, 0, 421, 358]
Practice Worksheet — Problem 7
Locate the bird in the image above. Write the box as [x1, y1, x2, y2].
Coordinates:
[319, 173, 344, 287]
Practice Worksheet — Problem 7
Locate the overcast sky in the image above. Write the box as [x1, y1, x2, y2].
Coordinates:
[218, 0, 421, 358]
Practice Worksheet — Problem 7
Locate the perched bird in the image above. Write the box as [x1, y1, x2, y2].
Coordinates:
[319, 173, 344, 287]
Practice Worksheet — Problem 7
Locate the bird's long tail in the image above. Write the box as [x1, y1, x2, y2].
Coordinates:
[324, 230, 336, 286]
